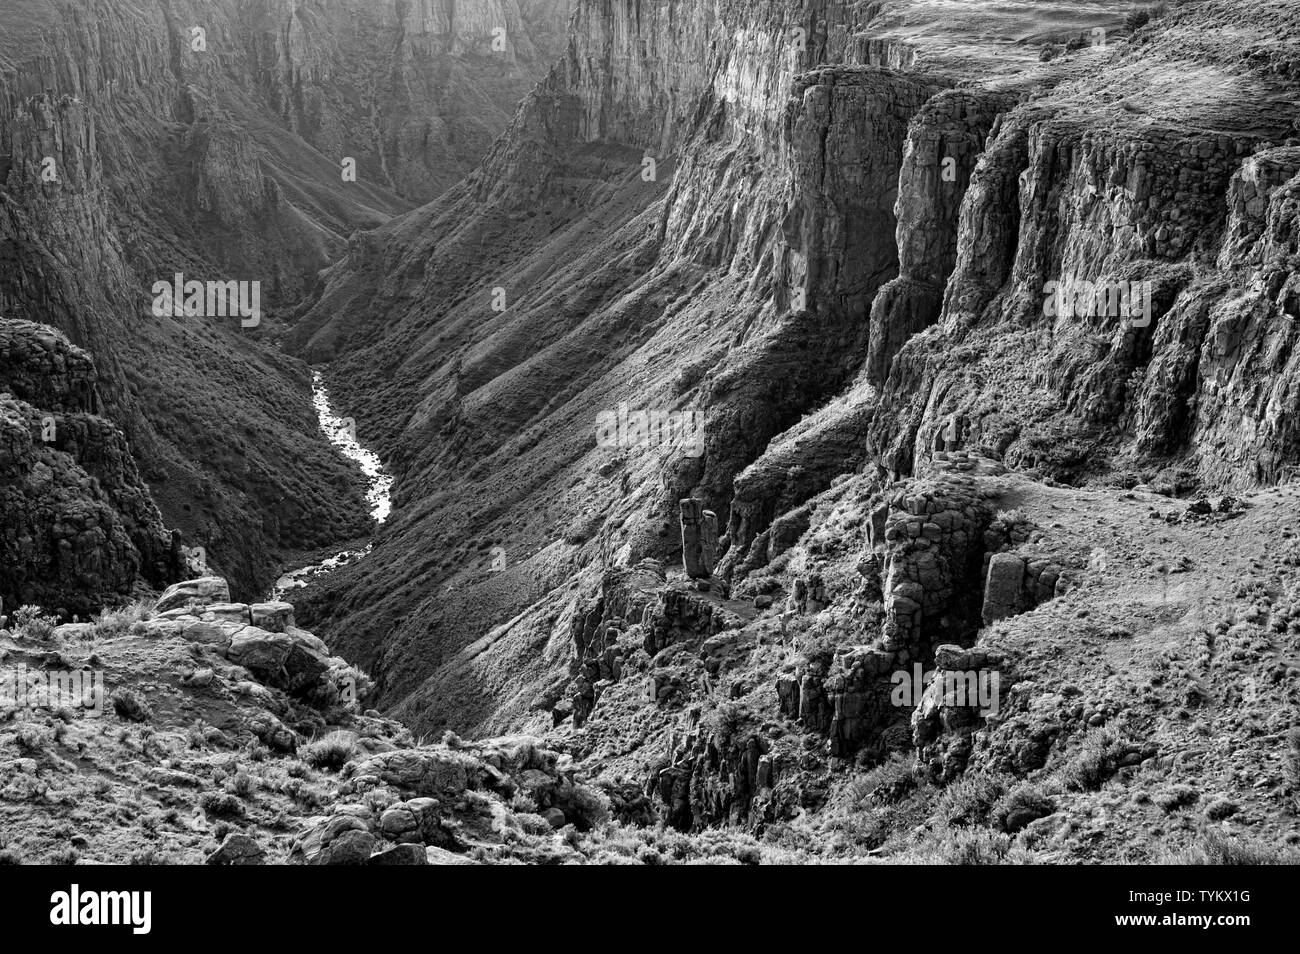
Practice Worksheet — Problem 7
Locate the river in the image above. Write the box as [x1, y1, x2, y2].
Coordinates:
[268, 371, 392, 601]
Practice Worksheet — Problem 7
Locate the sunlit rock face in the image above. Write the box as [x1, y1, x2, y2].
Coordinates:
[280, 0, 1300, 751]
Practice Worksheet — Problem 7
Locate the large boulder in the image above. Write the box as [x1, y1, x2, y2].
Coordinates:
[155, 577, 231, 614]
[377, 797, 449, 846]
[354, 748, 480, 799]
[205, 832, 266, 865]
[227, 628, 293, 674]
[368, 843, 428, 865]
[290, 815, 376, 865]
[250, 602, 294, 632]
[226, 627, 330, 693]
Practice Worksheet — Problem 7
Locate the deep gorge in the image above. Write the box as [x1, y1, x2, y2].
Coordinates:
[2, 0, 1300, 870]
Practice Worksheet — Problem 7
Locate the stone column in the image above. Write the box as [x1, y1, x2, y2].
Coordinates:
[680, 498, 718, 578]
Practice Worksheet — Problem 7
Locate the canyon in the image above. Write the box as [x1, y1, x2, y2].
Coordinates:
[2, 0, 1300, 865]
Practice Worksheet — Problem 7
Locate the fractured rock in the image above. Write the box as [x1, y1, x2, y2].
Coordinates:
[680, 498, 719, 579]
[250, 601, 295, 632]
[155, 577, 231, 614]
[290, 815, 375, 865]
[982, 553, 1026, 624]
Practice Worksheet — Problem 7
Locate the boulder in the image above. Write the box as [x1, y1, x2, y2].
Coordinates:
[186, 668, 215, 688]
[227, 628, 293, 675]
[355, 748, 479, 799]
[177, 618, 236, 650]
[291, 815, 375, 865]
[250, 601, 295, 632]
[282, 633, 332, 693]
[378, 797, 446, 845]
[982, 553, 1025, 624]
[205, 832, 265, 865]
[249, 713, 297, 752]
[155, 577, 230, 614]
[201, 603, 251, 624]
[225, 626, 330, 693]
[368, 843, 428, 865]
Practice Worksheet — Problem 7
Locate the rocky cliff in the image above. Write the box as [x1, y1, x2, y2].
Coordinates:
[282, 0, 1120, 720]
[270, 0, 1300, 859]
[0, 318, 178, 617]
[0, 0, 569, 598]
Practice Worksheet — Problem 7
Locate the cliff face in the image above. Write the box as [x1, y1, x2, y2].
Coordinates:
[0, 319, 178, 617]
[0, 0, 568, 598]
[242, 0, 573, 204]
[285, 0, 951, 718]
[283, 0, 1300, 770]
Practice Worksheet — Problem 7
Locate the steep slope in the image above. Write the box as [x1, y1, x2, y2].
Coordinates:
[0, 0, 570, 598]
[0, 577, 625, 865]
[286, 0, 1137, 727]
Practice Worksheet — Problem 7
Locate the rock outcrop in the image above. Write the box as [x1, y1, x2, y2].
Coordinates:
[0, 319, 178, 616]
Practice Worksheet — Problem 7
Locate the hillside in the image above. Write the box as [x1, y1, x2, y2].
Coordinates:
[0, 0, 570, 598]
[287, 0, 1300, 736]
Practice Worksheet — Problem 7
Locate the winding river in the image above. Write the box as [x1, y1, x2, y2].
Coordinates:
[268, 371, 392, 600]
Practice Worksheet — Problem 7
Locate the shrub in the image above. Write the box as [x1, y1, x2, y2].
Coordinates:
[13, 606, 58, 641]
[939, 828, 1012, 865]
[14, 722, 51, 754]
[565, 783, 613, 832]
[303, 731, 356, 770]
[703, 702, 745, 748]
[1126, 8, 1151, 29]
[110, 689, 151, 722]
[1204, 797, 1239, 821]
[993, 783, 1056, 833]
[47, 847, 80, 865]
[1059, 730, 1121, 791]
[938, 773, 1005, 827]
[510, 791, 540, 814]
[199, 792, 244, 818]
[225, 772, 256, 799]
[93, 601, 156, 639]
[1154, 784, 1198, 813]
[995, 508, 1027, 527]
[851, 754, 920, 807]
[1162, 831, 1300, 865]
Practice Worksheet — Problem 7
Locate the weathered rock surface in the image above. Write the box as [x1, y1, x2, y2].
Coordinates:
[0, 320, 179, 616]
